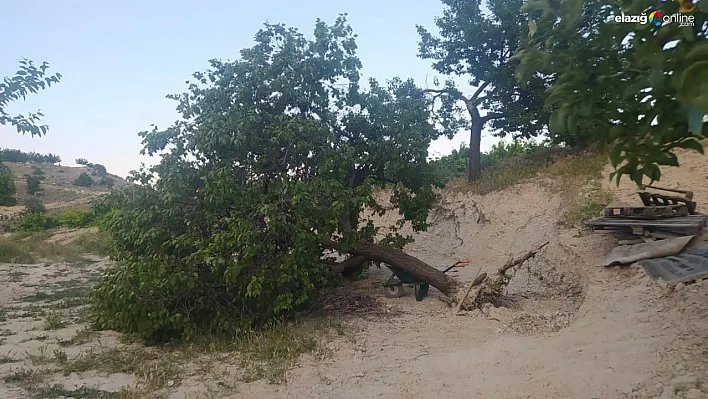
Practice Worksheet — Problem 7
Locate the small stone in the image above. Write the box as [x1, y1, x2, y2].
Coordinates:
[675, 283, 685, 291]
[657, 279, 669, 289]
[685, 389, 702, 399]
[672, 375, 699, 393]
[167, 380, 175, 387]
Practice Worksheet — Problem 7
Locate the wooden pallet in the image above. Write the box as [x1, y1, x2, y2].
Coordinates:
[587, 214, 708, 236]
[604, 204, 689, 219]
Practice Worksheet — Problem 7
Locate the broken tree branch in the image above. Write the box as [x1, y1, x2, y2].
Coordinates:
[457, 242, 550, 311]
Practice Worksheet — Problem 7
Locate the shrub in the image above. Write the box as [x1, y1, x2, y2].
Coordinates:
[18, 213, 58, 231]
[75, 158, 89, 166]
[57, 210, 94, 228]
[25, 174, 42, 195]
[0, 163, 17, 206]
[24, 197, 45, 214]
[74, 173, 94, 187]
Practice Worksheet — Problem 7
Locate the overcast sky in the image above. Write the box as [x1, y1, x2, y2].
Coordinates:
[2, 0, 502, 179]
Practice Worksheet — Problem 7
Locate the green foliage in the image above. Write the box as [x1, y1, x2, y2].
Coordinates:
[25, 174, 42, 195]
[75, 158, 89, 165]
[0, 162, 17, 206]
[515, 0, 708, 185]
[0, 149, 61, 164]
[57, 209, 95, 228]
[16, 209, 98, 231]
[1, 59, 61, 136]
[417, 0, 553, 174]
[18, 212, 58, 231]
[93, 15, 448, 342]
[73, 173, 94, 187]
[24, 197, 45, 214]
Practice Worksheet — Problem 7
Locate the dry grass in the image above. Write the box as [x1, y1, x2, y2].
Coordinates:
[447, 147, 609, 195]
[231, 318, 343, 383]
[0, 229, 108, 263]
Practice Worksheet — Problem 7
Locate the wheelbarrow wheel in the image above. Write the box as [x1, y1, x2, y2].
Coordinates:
[384, 284, 405, 298]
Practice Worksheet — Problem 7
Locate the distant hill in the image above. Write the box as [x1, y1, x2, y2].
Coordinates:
[3, 162, 129, 213]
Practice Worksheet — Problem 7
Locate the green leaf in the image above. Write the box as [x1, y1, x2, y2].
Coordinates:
[610, 145, 623, 167]
[675, 138, 705, 154]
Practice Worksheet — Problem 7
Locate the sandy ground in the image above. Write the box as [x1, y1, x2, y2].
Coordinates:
[0, 149, 706, 398]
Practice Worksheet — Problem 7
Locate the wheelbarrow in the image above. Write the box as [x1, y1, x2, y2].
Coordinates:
[382, 260, 470, 301]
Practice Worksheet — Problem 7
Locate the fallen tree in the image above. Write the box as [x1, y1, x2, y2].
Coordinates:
[91, 16, 467, 342]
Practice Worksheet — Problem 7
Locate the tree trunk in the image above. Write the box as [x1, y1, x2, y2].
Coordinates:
[465, 104, 483, 183]
[332, 255, 370, 278]
[468, 120, 483, 182]
[324, 240, 460, 297]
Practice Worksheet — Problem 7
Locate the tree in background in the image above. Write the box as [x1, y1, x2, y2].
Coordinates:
[0, 163, 17, 206]
[417, 0, 552, 182]
[0, 149, 61, 164]
[25, 174, 42, 195]
[1, 59, 61, 137]
[75, 158, 89, 165]
[92, 16, 464, 342]
[74, 172, 94, 187]
[515, 0, 707, 185]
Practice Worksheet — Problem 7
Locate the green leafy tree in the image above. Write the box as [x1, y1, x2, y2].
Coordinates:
[417, 0, 552, 182]
[92, 15, 462, 342]
[74, 172, 94, 187]
[0, 163, 17, 206]
[515, 0, 707, 185]
[1, 59, 61, 137]
[75, 158, 89, 165]
[25, 174, 42, 195]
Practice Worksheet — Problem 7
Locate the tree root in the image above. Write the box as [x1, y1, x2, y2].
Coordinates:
[455, 242, 549, 312]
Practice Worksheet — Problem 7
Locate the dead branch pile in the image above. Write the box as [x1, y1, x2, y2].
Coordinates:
[322, 290, 396, 317]
[455, 242, 549, 313]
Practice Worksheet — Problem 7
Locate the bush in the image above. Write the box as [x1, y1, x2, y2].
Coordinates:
[76, 158, 89, 165]
[0, 163, 17, 206]
[18, 213, 58, 231]
[0, 149, 61, 164]
[25, 174, 42, 195]
[57, 209, 95, 228]
[74, 173, 94, 187]
[24, 197, 46, 214]
[18, 208, 98, 231]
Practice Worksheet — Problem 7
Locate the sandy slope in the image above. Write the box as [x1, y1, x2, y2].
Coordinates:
[237, 149, 708, 399]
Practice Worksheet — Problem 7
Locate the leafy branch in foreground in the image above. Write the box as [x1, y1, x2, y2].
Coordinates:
[514, 0, 707, 185]
[1, 59, 62, 137]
